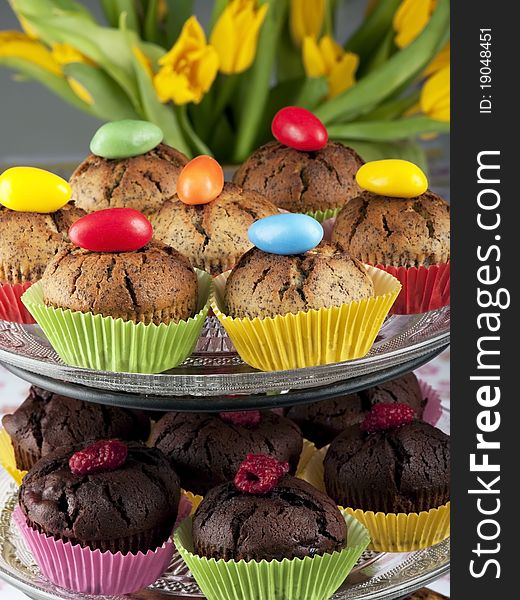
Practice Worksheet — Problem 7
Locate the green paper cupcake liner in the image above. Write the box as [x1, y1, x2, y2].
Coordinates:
[22, 270, 211, 374]
[305, 207, 342, 223]
[174, 511, 370, 600]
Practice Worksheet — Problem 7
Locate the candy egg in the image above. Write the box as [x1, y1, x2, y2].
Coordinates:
[69, 208, 153, 252]
[356, 159, 428, 198]
[271, 107, 328, 151]
[90, 120, 163, 159]
[248, 214, 324, 255]
[177, 155, 224, 205]
[0, 167, 71, 213]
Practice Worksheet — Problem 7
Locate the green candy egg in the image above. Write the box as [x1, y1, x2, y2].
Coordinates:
[90, 120, 164, 159]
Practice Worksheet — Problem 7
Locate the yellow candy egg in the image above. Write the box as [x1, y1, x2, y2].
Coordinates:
[355, 159, 428, 198]
[0, 167, 71, 213]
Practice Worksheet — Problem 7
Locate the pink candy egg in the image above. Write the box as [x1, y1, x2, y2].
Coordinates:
[271, 107, 328, 151]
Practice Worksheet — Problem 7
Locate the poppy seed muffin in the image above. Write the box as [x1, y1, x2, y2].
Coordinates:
[2, 386, 150, 471]
[69, 143, 188, 215]
[41, 240, 198, 325]
[193, 475, 346, 561]
[332, 191, 450, 267]
[224, 244, 374, 319]
[0, 204, 85, 284]
[150, 183, 278, 274]
[150, 411, 303, 496]
[19, 441, 180, 553]
[324, 420, 450, 513]
[233, 141, 364, 213]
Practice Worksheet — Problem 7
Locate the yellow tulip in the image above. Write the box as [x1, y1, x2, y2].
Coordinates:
[0, 31, 62, 76]
[420, 64, 449, 122]
[132, 46, 154, 79]
[154, 16, 219, 105]
[393, 0, 437, 49]
[303, 35, 359, 98]
[290, 0, 326, 46]
[424, 42, 449, 77]
[51, 43, 94, 66]
[210, 0, 268, 74]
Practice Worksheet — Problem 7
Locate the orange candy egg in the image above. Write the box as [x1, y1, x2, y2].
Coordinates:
[176, 155, 224, 205]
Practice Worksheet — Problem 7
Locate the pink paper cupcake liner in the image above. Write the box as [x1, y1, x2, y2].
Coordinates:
[374, 262, 450, 315]
[0, 282, 35, 324]
[13, 507, 175, 595]
[419, 380, 443, 427]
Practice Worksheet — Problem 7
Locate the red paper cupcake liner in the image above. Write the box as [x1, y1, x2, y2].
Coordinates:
[419, 380, 443, 427]
[0, 281, 36, 324]
[374, 263, 450, 315]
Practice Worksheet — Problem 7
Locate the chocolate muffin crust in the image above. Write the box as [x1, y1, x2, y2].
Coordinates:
[69, 143, 188, 215]
[41, 240, 198, 324]
[224, 244, 374, 319]
[193, 476, 346, 561]
[332, 191, 450, 267]
[150, 182, 278, 274]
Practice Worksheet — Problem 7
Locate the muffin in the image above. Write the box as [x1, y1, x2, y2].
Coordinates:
[2, 386, 150, 471]
[40, 240, 198, 325]
[150, 182, 279, 274]
[69, 143, 188, 215]
[224, 244, 374, 319]
[150, 411, 303, 496]
[233, 141, 364, 215]
[286, 372, 426, 447]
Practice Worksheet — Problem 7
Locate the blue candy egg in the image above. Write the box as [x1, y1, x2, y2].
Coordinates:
[248, 214, 324, 255]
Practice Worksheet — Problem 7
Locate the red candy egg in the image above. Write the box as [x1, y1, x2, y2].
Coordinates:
[69, 208, 153, 252]
[177, 155, 224, 205]
[271, 106, 328, 151]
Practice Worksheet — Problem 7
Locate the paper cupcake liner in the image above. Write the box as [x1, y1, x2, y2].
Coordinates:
[22, 270, 212, 373]
[419, 380, 443, 426]
[301, 448, 450, 552]
[0, 429, 27, 485]
[306, 207, 342, 223]
[212, 266, 401, 371]
[0, 281, 36, 324]
[374, 263, 450, 315]
[13, 508, 174, 594]
[174, 511, 370, 600]
[183, 490, 204, 515]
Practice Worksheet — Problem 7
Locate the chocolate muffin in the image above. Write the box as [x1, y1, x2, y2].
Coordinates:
[150, 183, 278, 274]
[332, 191, 450, 267]
[69, 143, 188, 215]
[233, 141, 364, 213]
[2, 386, 150, 471]
[324, 420, 450, 513]
[224, 244, 374, 319]
[286, 372, 426, 447]
[193, 475, 346, 561]
[0, 204, 84, 284]
[149, 411, 303, 495]
[19, 441, 180, 553]
[41, 240, 198, 325]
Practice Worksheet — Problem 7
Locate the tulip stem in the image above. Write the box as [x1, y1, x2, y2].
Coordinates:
[176, 105, 213, 156]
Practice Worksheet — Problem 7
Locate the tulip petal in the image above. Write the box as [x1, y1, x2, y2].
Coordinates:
[303, 36, 327, 77]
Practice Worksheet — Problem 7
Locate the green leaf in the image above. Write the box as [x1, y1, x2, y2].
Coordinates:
[111, 0, 140, 32]
[347, 140, 429, 174]
[327, 116, 450, 142]
[100, 0, 121, 27]
[358, 27, 396, 78]
[164, 0, 193, 48]
[345, 0, 401, 56]
[276, 17, 305, 82]
[143, 0, 160, 43]
[176, 105, 213, 156]
[9, 0, 95, 21]
[357, 91, 420, 121]
[315, 0, 450, 124]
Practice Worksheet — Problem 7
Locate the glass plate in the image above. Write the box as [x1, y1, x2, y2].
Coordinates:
[0, 307, 450, 397]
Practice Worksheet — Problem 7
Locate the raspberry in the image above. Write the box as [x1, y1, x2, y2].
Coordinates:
[234, 454, 289, 494]
[219, 410, 261, 427]
[361, 403, 415, 433]
[69, 440, 128, 476]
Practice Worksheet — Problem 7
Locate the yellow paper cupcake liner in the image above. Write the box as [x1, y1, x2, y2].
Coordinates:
[0, 429, 27, 485]
[211, 266, 401, 371]
[22, 270, 212, 374]
[174, 511, 370, 600]
[301, 447, 450, 552]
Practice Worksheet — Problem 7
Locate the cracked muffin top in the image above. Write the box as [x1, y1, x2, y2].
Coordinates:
[0, 204, 85, 284]
[150, 182, 278, 274]
[2, 385, 150, 471]
[41, 240, 198, 325]
[224, 244, 374, 319]
[69, 143, 188, 215]
[331, 191, 450, 267]
[233, 141, 364, 213]
[286, 372, 426, 448]
[19, 441, 180, 553]
[192, 475, 346, 561]
[324, 420, 450, 513]
[150, 411, 303, 496]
